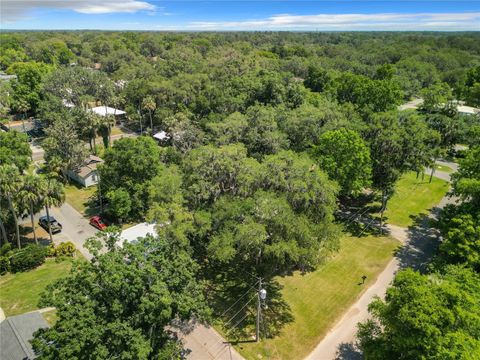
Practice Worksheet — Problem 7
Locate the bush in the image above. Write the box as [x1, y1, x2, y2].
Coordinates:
[0, 244, 13, 275]
[54, 242, 76, 257]
[10, 244, 47, 273]
[0, 256, 10, 274]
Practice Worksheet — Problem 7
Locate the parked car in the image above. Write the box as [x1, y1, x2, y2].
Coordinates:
[39, 215, 62, 234]
[89, 216, 107, 231]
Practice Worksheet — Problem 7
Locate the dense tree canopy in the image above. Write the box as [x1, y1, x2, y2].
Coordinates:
[358, 266, 480, 360]
[32, 233, 210, 359]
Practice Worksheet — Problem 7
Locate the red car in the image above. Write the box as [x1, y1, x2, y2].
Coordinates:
[89, 216, 107, 231]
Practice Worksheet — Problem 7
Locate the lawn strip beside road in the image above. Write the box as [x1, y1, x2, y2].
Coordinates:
[235, 235, 399, 360]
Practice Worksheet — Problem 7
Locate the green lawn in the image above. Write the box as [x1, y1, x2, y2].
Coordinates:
[65, 183, 98, 216]
[235, 235, 400, 360]
[382, 172, 449, 227]
[0, 258, 74, 316]
[434, 164, 453, 173]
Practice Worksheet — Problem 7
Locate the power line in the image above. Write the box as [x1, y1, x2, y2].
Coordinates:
[219, 280, 259, 318]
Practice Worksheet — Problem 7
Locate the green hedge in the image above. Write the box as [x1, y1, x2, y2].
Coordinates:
[10, 245, 47, 273]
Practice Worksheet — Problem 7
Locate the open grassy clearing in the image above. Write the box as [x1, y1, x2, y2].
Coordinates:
[234, 234, 399, 360]
[381, 172, 449, 227]
[0, 258, 75, 316]
[64, 183, 98, 216]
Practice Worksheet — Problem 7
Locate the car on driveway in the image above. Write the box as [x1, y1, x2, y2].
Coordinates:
[39, 215, 62, 234]
[89, 216, 107, 231]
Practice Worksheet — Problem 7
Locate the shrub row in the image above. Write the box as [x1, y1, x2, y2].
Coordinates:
[0, 241, 76, 274]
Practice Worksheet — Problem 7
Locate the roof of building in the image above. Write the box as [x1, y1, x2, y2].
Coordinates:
[89, 106, 126, 116]
[120, 222, 157, 245]
[0, 72, 17, 81]
[1, 312, 49, 360]
[153, 131, 170, 141]
[457, 104, 479, 115]
[70, 155, 103, 179]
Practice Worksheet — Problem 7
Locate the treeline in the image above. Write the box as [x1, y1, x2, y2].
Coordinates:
[0, 32, 479, 358]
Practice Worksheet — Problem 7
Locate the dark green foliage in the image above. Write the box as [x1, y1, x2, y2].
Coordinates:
[0, 243, 13, 274]
[0, 131, 32, 172]
[10, 244, 47, 273]
[99, 137, 163, 221]
[451, 146, 480, 205]
[358, 266, 480, 360]
[32, 233, 210, 359]
[312, 129, 371, 196]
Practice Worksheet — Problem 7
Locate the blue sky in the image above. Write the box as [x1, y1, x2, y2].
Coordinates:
[2, 1, 480, 31]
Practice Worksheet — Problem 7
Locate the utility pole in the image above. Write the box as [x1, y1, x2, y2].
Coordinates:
[256, 278, 267, 342]
[256, 277, 262, 342]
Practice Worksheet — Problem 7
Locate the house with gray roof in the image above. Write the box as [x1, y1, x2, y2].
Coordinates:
[0, 312, 49, 360]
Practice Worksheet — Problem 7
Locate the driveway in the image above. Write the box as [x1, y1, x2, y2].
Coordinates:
[50, 202, 97, 260]
[304, 168, 458, 360]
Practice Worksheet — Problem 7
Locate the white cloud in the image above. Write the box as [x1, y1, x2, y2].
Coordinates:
[182, 12, 480, 31]
[2, 0, 155, 22]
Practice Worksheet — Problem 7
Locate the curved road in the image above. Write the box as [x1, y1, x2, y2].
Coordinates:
[305, 162, 457, 360]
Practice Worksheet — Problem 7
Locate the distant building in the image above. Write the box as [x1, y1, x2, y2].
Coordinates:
[153, 130, 170, 143]
[89, 106, 126, 117]
[457, 104, 479, 116]
[0, 312, 49, 360]
[0, 71, 17, 82]
[67, 155, 103, 187]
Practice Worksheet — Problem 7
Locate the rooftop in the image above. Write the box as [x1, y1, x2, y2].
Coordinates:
[120, 222, 157, 245]
[89, 106, 126, 117]
[1, 312, 49, 360]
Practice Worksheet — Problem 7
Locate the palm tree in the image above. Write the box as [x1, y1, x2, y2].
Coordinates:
[0, 201, 9, 246]
[142, 95, 156, 134]
[16, 98, 30, 133]
[42, 177, 65, 243]
[0, 165, 23, 248]
[19, 174, 44, 245]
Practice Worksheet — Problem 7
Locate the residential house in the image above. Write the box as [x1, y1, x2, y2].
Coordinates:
[67, 155, 103, 187]
[0, 312, 49, 360]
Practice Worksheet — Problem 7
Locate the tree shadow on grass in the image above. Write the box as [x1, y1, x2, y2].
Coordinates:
[394, 211, 441, 273]
[335, 342, 363, 360]
[205, 266, 293, 343]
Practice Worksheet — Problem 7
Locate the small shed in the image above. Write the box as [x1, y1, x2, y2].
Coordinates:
[1, 312, 49, 360]
[67, 155, 103, 187]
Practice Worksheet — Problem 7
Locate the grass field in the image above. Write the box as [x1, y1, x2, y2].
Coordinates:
[0, 258, 74, 316]
[382, 172, 449, 227]
[235, 234, 400, 360]
[64, 183, 98, 216]
[434, 164, 453, 173]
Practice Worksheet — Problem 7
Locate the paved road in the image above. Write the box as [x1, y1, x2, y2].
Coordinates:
[305, 165, 457, 360]
[50, 203, 97, 259]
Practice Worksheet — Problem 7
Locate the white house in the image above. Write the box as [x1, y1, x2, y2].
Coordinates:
[457, 104, 479, 116]
[67, 155, 103, 187]
[153, 130, 170, 142]
[89, 106, 126, 117]
[120, 222, 157, 246]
